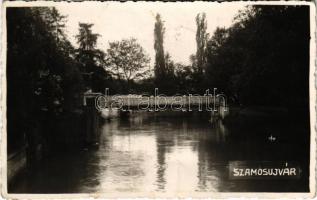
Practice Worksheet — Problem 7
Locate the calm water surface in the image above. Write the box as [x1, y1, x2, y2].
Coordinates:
[10, 111, 310, 193]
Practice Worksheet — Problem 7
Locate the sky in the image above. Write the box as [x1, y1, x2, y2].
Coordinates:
[56, 2, 245, 65]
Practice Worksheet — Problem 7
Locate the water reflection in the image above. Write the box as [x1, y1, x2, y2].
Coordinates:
[10, 111, 309, 193]
[84, 112, 227, 193]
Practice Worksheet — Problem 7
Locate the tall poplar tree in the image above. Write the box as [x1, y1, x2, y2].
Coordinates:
[154, 14, 166, 86]
[195, 13, 209, 74]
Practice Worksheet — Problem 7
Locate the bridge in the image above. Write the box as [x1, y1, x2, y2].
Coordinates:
[83, 91, 228, 116]
[81, 91, 229, 147]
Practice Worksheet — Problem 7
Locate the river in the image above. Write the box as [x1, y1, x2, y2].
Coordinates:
[9, 110, 310, 193]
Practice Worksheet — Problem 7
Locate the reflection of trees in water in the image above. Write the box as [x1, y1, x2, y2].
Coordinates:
[215, 119, 229, 143]
[150, 114, 229, 192]
[102, 112, 309, 192]
[197, 143, 209, 191]
[154, 124, 177, 191]
[108, 112, 235, 192]
[197, 118, 230, 191]
[155, 134, 167, 191]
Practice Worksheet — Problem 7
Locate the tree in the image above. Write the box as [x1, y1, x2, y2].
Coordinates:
[43, 7, 67, 43]
[106, 38, 151, 90]
[195, 13, 209, 74]
[75, 23, 102, 72]
[174, 63, 195, 94]
[205, 27, 230, 90]
[163, 53, 177, 94]
[154, 14, 166, 84]
[165, 53, 175, 78]
[75, 23, 110, 92]
[204, 5, 310, 107]
[76, 23, 100, 51]
[7, 7, 84, 154]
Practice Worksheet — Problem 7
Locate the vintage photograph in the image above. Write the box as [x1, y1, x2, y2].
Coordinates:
[2, 1, 316, 198]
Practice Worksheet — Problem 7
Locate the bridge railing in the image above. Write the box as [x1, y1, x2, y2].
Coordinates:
[94, 95, 226, 110]
[115, 96, 218, 106]
[83, 91, 227, 109]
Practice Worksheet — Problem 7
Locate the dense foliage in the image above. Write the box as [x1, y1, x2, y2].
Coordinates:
[7, 8, 85, 153]
[205, 6, 310, 107]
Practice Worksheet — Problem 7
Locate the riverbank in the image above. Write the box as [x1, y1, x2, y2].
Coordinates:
[7, 105, 103, 187]
[223, 105, 309, 125]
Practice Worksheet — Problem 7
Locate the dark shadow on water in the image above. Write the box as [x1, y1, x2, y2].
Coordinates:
[9, 110, 310, 193]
